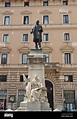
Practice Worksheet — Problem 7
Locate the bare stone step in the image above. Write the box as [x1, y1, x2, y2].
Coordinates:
[20, 101, 27, 107]
[15, 107, 27, 111]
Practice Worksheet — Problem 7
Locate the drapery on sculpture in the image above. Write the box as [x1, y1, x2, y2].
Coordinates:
[23, 74, 47, 102]
[30, 20, 43, 49]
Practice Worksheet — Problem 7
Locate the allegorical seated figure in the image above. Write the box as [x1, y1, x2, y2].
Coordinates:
[23, 74, 47, 102]
[30, 76, 43, 101]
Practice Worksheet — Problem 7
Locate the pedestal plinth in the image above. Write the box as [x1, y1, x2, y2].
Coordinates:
[16, 101, 51, 111]
[16, 49, 51, 111]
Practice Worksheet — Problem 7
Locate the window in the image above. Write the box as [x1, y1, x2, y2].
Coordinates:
[65, 103, 73, 111]
[63, 0, 68, 5]
[5, 2, 11, 7]
[43, 15, 49, 24]
[44, 53, 49, 63]
[20, 75, 23, 82]
[20, 75, 28, 82]
[22, 54, 27, 64]
[0, 75, 7, 82]
[24, 2, 29, 7]
[64, 75, 73, 82]
[43, 34, 48, 41]
[64, 33, 70, 41]
[3, 34, 9, 42]
[64, 53, 71, 64]
[43, 1, 48, 6]
[23, 34, 28, 41]
[1, 54, 7, 64]
[4, 16, 10, 25]
[63, 15, 69, 24]
[23, 16, 29, 24]
[64, 90, 75, 111]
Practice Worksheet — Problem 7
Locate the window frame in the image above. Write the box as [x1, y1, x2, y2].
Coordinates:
[43, 1, 48, 6]
[24, 1, 29, 7]
[63, 90, 75, 111]
[4, 16, 10, 25]
[63, 15, 69, 24]
[1, 54, 7, 64]
[23, 34, 28, 42]
[3, 34, 9, 42]
[43, 15, 49, 24]
[0, 75, 7, 82]
[43, 33, 49, 41]
[5, 2, 11, 7]
[64, 75, 73, 82]
[63, 0, 68, 5]
[20, 75, 28, 82]
[64, 53, 71, 64]
[23, 16, 29, 24]
[64, 33, 70, 42]
[22, 53, 28, 64]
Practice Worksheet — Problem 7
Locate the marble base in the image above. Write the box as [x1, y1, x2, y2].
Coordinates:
[16, 101, 51, 111]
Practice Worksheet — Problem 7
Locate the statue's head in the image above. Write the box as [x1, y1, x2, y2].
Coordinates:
[36, 20, 39, 25]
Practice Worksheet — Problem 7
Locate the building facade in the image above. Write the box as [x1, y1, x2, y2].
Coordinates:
[0, 0, 77, 111]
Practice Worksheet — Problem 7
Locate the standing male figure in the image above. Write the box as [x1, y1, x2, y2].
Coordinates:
[31, 20, 43, 49]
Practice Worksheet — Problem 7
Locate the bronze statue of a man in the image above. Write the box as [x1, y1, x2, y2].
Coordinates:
[31, 20, 43, 49]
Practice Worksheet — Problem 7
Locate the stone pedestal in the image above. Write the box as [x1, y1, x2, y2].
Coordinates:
[28, 49, 46, 87]
[16, 101, 51, 111]
[16, 49, 51, 111]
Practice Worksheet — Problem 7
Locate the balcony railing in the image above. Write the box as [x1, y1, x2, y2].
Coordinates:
[45, 63, 77, 68]
[61, 63, 77, 68]
[45, 62, 60, 68]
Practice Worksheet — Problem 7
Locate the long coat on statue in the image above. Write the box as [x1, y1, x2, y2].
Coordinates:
[31, 24, 43, 43]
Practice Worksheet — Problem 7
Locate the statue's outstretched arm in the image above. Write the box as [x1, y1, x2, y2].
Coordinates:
[23, 74, 30, 83]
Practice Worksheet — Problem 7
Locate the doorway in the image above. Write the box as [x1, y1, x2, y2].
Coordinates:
[45, 80, 53, 110]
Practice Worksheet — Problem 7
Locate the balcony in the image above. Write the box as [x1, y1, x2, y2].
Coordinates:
[45, 62, 60, 68]
[61, 63, 77, 68]
[45, 62, 77, 69]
